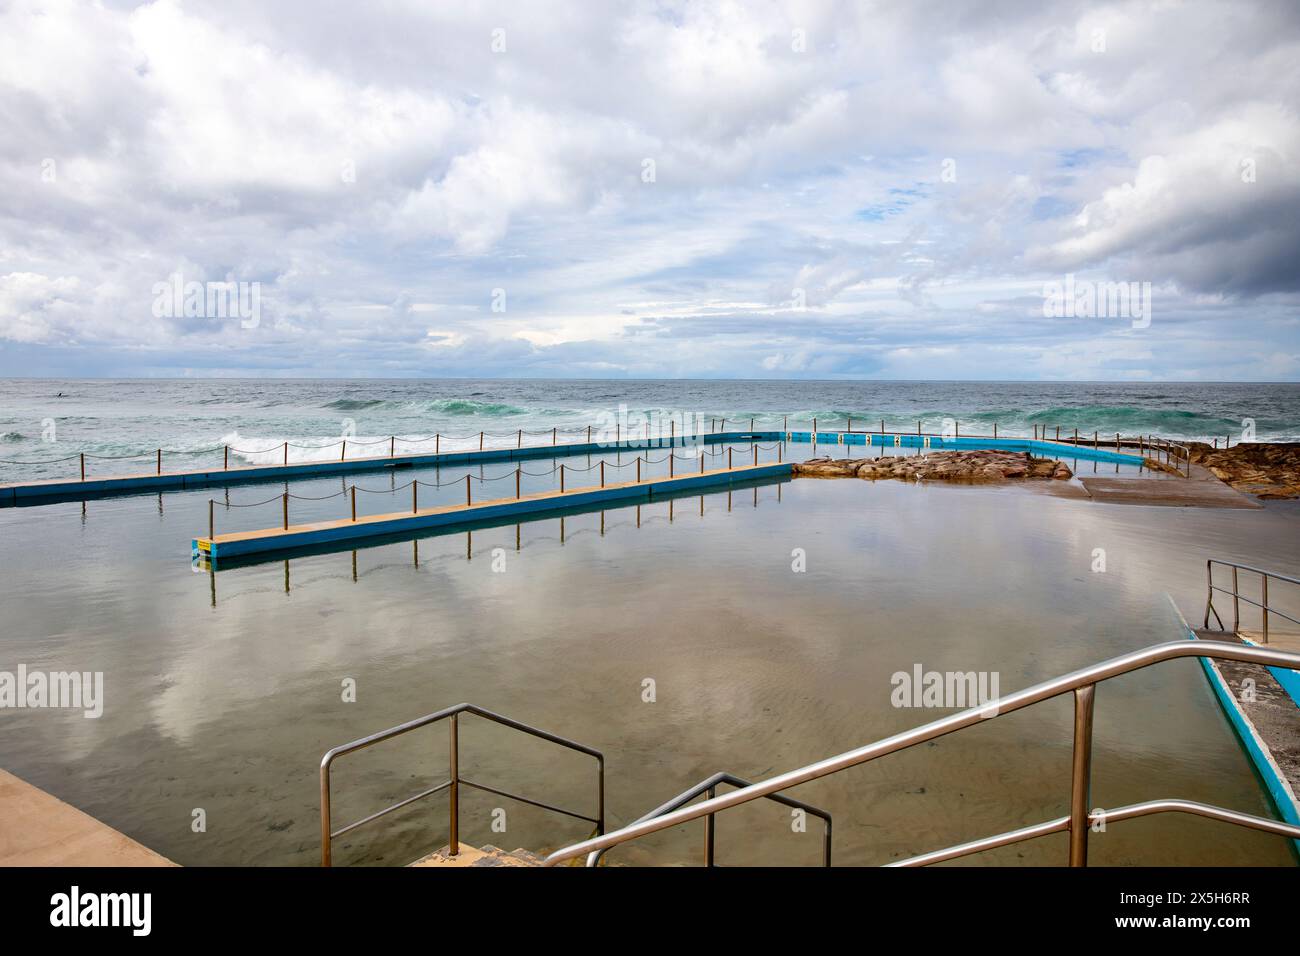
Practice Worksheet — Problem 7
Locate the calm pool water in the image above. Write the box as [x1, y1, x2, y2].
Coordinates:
[1, 442, 1297, 866]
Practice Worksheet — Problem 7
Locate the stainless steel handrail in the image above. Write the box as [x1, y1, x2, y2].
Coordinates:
[1204, 558, 1300, 642]
[587, 771, 832, 867]
[1146, 436, 1192, 477]
[544, 640, 1300, 867]
[321, 702, 604, 866]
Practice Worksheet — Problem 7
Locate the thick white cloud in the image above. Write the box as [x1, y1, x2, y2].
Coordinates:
[0, 0, 1297, 379]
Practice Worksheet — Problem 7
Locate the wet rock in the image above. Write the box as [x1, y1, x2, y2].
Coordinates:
[792, 450, 1073, 484]
[1185, 442, 1300, 499]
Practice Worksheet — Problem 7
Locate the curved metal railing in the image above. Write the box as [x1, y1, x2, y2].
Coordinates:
[320, 702, 603, 866]
[544, 640, 1300, 867]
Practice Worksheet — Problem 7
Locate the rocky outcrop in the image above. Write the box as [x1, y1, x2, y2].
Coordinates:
[793, 450, 1072, 483]
[1185, 442, 1300, 499]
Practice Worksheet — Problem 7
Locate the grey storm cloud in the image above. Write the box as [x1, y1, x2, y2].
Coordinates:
[0, 0, 1298, 381]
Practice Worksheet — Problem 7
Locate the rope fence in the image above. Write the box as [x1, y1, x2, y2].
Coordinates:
[4, 414, 1205, 482]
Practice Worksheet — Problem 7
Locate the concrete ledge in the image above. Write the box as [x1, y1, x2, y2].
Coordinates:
[194, 461, 792, 561]
[0, 769, 174, 867]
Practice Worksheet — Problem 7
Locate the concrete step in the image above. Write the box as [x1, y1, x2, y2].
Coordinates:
[0, 769, 174, 866]
[409, 844, 544, 867]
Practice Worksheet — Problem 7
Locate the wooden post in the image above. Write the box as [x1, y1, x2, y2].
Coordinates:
[848, 416, 852, 432]
[465, 474, 471, 507]
[637, 457, 641, 483]
[517, 429, 522, 448]
[750, 417, 755, 431]
[283, 441, 288, 466]
[1115, 432, 1120, 452]
[753, 445, 758, 466]
[553, 427, 558, 445]
[728, 448, 733, 470]
[1074, 427, 1078, 444]
[918, 420, 922, 435]
[224, 445, 229, 470]
[881, 418, 885, 433]
[282, 492, 288, 530]
[436, 434, 440, 454]
[1094, 430, 1098, 449]
[157, 448, 161, 475]
[80, 453, 85, 481]
[671, 420, 675, 442]
[516, 467, 521, 499]
[414, 481, 419, 514]
[1056, 426, 1060, 441]
[390, 436, 394, 458]
[209, 499, 214, 540]
[479, 431, 484, 451]
[341, 440, 346, 462]
[351, 486, 356, 521]
[700, 454, 705, 474]
[560, 464, 565, 492]
[600, 460, 605, 487]
[994, 423, 998, 438]
[783, 415, 788, 431]
[586, 425, 590, 443]
[669, 454, 674, 478]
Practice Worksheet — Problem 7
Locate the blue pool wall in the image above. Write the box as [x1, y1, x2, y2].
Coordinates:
[4, 429, 1147, 506]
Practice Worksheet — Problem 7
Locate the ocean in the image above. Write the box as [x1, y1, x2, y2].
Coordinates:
[1, 378, 1297, 483]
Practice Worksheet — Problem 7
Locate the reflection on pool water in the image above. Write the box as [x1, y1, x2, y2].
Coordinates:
[1, 448, 1297, 867]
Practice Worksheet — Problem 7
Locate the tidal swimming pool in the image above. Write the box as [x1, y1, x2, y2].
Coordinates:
[1, 446, 1297, 866]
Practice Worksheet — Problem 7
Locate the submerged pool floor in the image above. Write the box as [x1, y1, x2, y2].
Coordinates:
[1, 465, 1298, 866]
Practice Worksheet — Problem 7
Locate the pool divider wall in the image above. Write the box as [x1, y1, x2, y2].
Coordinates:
[0, 431, 772, 505]
[5, 429, 1147, 507]
[193, 461, 792, 562]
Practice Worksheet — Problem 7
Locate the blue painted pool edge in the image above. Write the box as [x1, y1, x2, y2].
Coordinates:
[193, 462, 792, 560]
[1186, 623, 1300, 856]
[1235, 636, 1300, 710]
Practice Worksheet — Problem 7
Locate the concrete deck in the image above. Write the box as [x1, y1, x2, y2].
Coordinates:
[1238, 629, 1300, 654]
[0, 769, 174, 866]
[1078, 463, 1262, 508]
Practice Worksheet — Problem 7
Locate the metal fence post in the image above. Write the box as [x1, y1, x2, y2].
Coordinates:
[449, 714, 459, 856]
[1069, 684, 1096, 867]
[705, 785, 717, 867]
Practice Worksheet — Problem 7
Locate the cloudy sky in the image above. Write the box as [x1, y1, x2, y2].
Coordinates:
[1, 0, 1298, 380]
